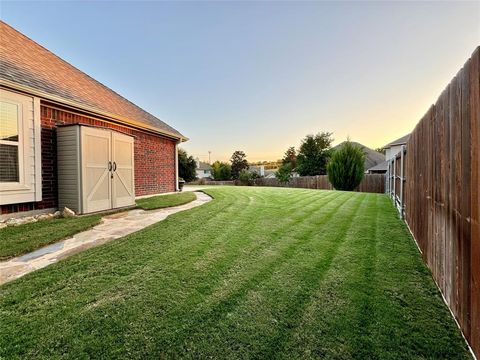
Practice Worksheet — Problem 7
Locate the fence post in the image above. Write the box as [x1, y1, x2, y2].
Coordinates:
[400, 145, 405, 219]
[391, 159, 394, 199]
[386, 162, 389, 194]
[385, 163, 389, 194]
[393, 156, 396, 204]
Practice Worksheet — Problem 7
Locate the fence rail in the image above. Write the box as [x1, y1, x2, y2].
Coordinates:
[387, 47, 479, 358]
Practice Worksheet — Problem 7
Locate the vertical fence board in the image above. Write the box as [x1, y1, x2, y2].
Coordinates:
[443, 87, 453, 306]
[448, 79, 456, 308]
[460, 60, 471, 337]
[453, 71, 462, 321]
[469, 47, 480, 355]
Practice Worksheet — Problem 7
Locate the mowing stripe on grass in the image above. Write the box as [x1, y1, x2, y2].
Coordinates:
[254, 193, 370, 358]
[162, 193, 363, 357]
[274, 194, 383, 358]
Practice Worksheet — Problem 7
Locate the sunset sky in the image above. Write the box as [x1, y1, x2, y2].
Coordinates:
[2, 1, 479, 162]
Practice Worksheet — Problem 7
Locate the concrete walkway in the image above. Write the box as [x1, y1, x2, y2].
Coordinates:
[0, 191, 212, 285]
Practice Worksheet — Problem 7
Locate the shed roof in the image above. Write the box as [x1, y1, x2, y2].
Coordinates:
[366, 160, 388, 172]
[0, 21, 186, 140]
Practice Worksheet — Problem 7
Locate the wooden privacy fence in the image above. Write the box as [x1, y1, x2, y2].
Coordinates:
[252, 174, 385, 193]
[390, 47, 479, 357]
[192, 174, 386, 193]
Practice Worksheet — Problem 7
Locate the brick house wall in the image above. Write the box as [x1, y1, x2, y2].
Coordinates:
[0, 102, 177, 214]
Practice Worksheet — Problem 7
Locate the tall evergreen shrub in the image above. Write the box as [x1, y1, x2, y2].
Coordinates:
[327, 141, 365, 191]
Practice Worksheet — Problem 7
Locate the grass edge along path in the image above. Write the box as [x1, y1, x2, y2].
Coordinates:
[0, 214, 102, 261]
[136, 191, 197, 210]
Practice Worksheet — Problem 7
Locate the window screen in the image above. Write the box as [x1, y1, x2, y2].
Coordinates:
[0, 101, 19, 182]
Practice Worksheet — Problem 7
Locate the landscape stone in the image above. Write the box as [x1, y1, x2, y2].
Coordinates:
[62, 207, 76, 218]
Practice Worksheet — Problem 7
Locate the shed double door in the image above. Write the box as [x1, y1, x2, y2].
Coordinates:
[81, 127, 135, 213]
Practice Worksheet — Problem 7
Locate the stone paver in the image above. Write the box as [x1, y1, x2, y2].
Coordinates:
[0, 191, 211, 285]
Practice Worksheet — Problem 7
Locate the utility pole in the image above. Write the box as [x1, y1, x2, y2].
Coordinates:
[208, 151, 211, 164]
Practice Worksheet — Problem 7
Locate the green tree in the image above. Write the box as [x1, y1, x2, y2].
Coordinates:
[275, 163, 293, 184]
[211, 161, 232, 180]
[219, 164, 232, 180]
[211, 161, 222, 179]
[178, 148, 197, 182]
[296, 132, 333, 176]
[230, 151, 249, 179]
[282, 147, 297, 169]
[327, 141, 365, 191]
[238, 169, 254, 185]
[375, 147, 386, 155]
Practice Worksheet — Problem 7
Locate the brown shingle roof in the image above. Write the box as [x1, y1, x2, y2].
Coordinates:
[0, 21, 186, 140]
[384, 134, 410, 148]
[366, 160, 388, 172]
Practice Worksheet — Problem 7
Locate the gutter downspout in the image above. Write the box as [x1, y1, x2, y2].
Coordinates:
[175, 142, 180, 191]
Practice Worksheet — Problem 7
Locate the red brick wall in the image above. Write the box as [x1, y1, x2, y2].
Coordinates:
[1, 103, 177, 215]
[134, 131, 177, 196]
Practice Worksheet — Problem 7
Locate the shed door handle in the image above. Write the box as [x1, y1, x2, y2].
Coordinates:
[113, 162, 117, 172]
[108, 161, 112, 171]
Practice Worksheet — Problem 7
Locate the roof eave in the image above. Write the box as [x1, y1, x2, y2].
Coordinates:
[384, 142, 406, 148]
[0, 79, 188, 142]
[383, 134, 410, 149]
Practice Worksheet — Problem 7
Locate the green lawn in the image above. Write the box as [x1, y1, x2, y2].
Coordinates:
[0, 187, 471, 359]
[0, 214, 102, 260]
[136, 191, 196, 210]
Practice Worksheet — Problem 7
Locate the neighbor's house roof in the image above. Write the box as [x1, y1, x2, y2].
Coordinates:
[0, 21, 186, 141]
[333, 141, 385, 171]
[384, 134, 410, 148]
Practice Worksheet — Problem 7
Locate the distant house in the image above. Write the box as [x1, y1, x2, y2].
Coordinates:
[249, 165, 298, 179]
[333, 141, 385, 173]
[196, 160, 212, 179]
[384, 134, 410, 160]
[0, 21, 186, 216]
[365, 134, 410, 174]
[264, 169, 278, 179]
[249, 165, 265, 177]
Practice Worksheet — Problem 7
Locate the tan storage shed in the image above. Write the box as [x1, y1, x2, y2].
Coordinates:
[57, 125, 135, 214]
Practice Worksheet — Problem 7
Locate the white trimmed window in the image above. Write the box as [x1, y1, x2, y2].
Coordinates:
[0, 89, 42, 205]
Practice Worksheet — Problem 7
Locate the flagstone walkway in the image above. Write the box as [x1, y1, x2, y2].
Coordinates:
[0, 191, 212, 285]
